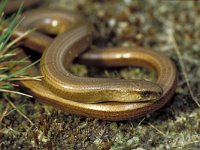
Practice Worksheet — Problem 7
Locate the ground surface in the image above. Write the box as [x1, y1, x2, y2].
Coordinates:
[1, 0, 200, 149]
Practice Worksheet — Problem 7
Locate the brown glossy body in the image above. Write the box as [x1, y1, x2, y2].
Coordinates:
[7, 2, 177, 120]
[4, 0, 41, 14]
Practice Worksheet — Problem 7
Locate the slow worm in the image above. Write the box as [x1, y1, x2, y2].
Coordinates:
[4, 0, 41, 14]
[5, 2, 177, 120]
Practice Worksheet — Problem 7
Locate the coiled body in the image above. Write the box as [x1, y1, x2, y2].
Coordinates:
[6, 1, 177, 120]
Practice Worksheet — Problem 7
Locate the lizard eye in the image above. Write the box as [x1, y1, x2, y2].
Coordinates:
[142, 91, 150, 98]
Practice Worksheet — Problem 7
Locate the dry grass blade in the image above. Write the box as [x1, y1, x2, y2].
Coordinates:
[147, 123, 169, 138]
[167, 30, 200, 108]
[172, 141, 199, 149]
[0, 88, 32, 97]
[8, 75, 43, 81]
[4, 95, 34, 126]
[0, 0, 38, 93]
[0, 104, 9, 124]
[3, 29, 34, 52]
